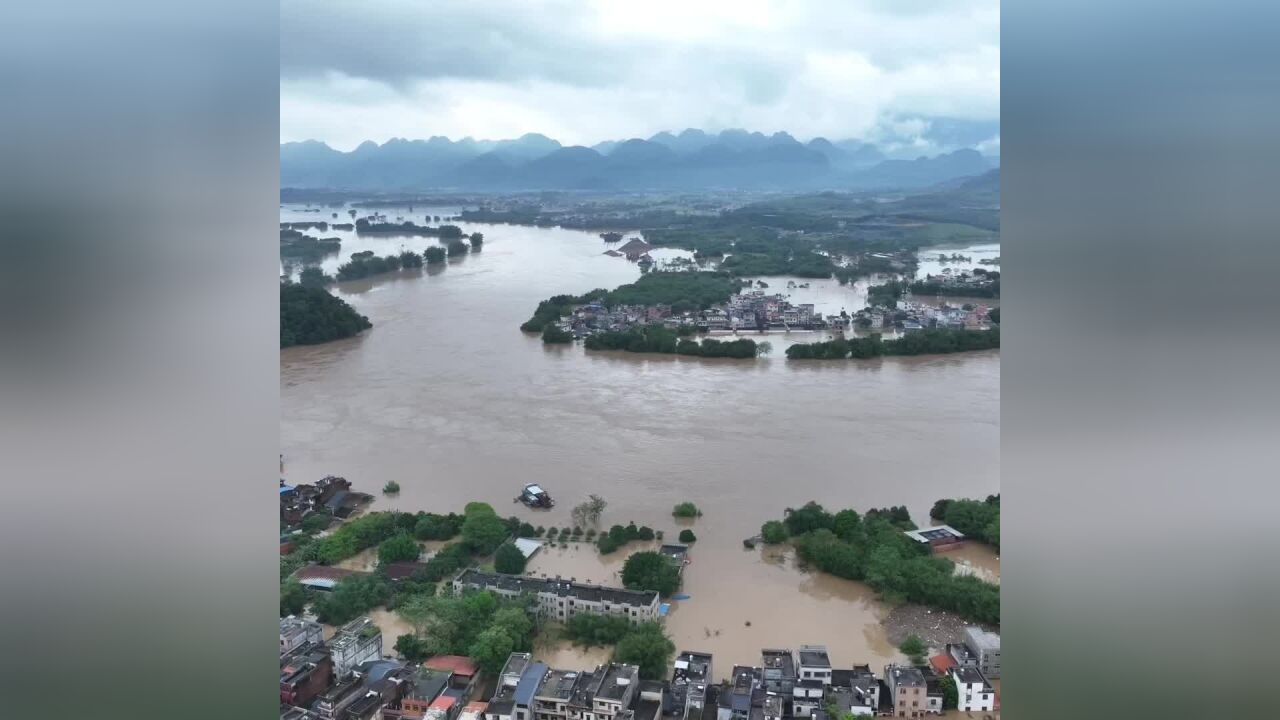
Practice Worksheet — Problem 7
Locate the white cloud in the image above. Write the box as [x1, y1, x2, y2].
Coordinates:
[281, 0, 999, 150]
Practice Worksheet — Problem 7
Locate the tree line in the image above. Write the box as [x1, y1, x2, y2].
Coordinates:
[583, 325, 767, 358]
[784, 328, 999, 359]
[762, 501, 999, 625]
[930, 495, 1000, 548]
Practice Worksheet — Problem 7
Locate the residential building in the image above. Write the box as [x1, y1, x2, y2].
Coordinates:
[427, 694, 462, 720]
[330, 617, 384, 679]
[426, 655, 481, 697]
[791, 679, 824, 718]
[797, 646, 832, 685]
[760, 649, 797, 694]
[962, 627, 1001, 678]
[280, 616, 325, 657]
[315, 677, 365, 720]
[488, 653, 547, 720]
[281, 643, 334, 708]
[453, 569, 660, 624]
[533, 668, 581, 720]
[459, 701, 489, 720]
[401, 668, 454, 718]
[950, 667, 996, 713]
[282, 706, 323, 720]
[883, 665, 927, 718]
[717, 666, 762, 720]
[848, 665, 880, 715]
[670, 651, 713, 720]
[923, 677, 944, 715]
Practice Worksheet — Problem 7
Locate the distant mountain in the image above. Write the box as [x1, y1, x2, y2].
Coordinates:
[281, 128, 998, 191]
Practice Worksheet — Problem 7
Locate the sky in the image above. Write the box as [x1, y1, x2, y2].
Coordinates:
[281, 0, 999, 154]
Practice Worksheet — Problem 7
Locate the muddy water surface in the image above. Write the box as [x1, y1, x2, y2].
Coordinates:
[282, 203, 999, 676]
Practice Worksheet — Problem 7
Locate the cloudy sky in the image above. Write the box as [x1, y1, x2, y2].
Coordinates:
[281, 0, 999, 153]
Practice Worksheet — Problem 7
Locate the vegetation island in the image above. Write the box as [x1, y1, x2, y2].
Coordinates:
[280, 281, 372, 348]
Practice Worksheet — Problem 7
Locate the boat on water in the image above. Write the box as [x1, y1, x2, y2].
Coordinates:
[519, 483, 554, 508]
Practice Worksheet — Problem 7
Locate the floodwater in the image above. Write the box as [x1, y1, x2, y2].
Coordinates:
[281, 203, 999, 677]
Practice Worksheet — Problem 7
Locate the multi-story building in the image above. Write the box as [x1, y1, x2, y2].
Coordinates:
[670, 651, 713, 720]
[280, 616, 325, 657]
[797, 646, 832, 685]
[533, 668, 581, 720]
[314, 677, 365, 720]
[848, 665, 880, 715]
[330, 617, 384, 679]
[281, 643, 334, 708]
[717, 666, 762, 720]
[400, 668, 453, 719]
[883, 665, 927, 718]
[488, 653, 548, 720]
[760, 649, 797, 695]
[962, 627, 1001, 678]
[591, 663, 640, 720]
[453, 569, 660, 624]
[791, 680, 824, 717]
[950, 667, 996, 713]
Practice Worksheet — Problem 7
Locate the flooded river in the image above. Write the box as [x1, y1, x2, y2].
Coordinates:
[281, 204, 999, 678]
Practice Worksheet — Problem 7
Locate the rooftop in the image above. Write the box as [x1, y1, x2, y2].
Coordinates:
[965, 626, 1001, 652]
[455, 568, 658, 607]
[797, 646, 831, 669]
[904, 525, 965, 543]
[537, 669, 584, 701]
[952, 666, 991, 688]
[409, 668, 453, 701]
[761, 649, 796, 676]
[430, 696, 459, 711]
[426, 655, 480, 677]
[889, 666, 925, 688]
[596, 663, 640, 701]
[929, 655, 957, 675]
[673, 651, 713, 683]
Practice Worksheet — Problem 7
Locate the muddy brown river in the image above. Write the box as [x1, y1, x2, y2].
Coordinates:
[282, 204, 999, 680]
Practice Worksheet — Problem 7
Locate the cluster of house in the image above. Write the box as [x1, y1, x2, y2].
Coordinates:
[559, 291, 826, 339]
[282, 607, 1000, 720]
[704, 639, 998, 720]
[280, 476, 372, 528]
[281, 615, 488, 720]
[851, 301, 993, 333]
[913, 269, 998, 293]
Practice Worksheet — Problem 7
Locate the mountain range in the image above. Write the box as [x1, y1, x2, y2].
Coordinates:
[281, 129, 997, 192]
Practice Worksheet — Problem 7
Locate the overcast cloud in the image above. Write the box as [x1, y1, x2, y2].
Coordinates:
[281, 0, 999, 152]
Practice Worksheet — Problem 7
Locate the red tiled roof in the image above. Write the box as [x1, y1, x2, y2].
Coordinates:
[929, 655, 957, 674]
[430, 696, 458, 711]
[463, 702, 488, 714]
[425, 654, 479, 677]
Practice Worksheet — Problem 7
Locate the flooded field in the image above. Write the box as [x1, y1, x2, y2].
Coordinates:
[282, 203, 999, 675]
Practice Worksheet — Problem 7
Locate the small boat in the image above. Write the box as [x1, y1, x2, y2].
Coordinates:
[519, 483, 555, 508]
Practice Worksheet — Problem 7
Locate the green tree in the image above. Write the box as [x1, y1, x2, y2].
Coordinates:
[414, 513, 462, 541]
[447, 239, 469, 257]
[565, 614, 633, 646]
[394, 633, 430, 662]
[621, 551, 681, 597]
[678, 529, 697, 543]
[899, 635, 927, 665]
[300, 513, 330, 533]
[313, 574, 390, 625]
[672, 502, 701, 518]
[542, 324, 573, 344]
[378, 534, 421, 565]
[299, 266, 330, 287]
[383, 480, 401, 494]
[613, 622, 676, 680]
[461, 503, 509, 555]
[424, 246, 446, 264]
[494, 542, 527, 575]
[469, 625, 515, 674]
[761, 520, 788, 544]
[939, 676, 959, 710]
[280, 579, 308, 617]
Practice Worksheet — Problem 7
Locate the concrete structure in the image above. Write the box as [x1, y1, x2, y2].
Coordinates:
[792, 679, 824, 718]
[670, 651, 713, 720]
[717, 666, 762, 720]
[402, 668, 453, 718]
[489, 653, 548, 720]
[426, 655, 481, 697]
[330, 617, 384, 679]
[760, 649, 797, 694]
[951, 667, 996, 713]
[314, 677, 365, 720]
[453, 569, 660, 623]
[903, 526, 966, 552]
[281, 643, 334, 708]
[797, 646, 832, 685]
[962, 627, 1001, 678]
[884, 665, 928, 718]
[280, 616, 325, 656]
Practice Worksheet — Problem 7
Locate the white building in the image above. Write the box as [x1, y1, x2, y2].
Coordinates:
[950, 667, 996, 712]
[280, 615, 324, 656]
[330, 616, 383, 679]
[453, 569, 660, 623]
[797, 645, 832, 685]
